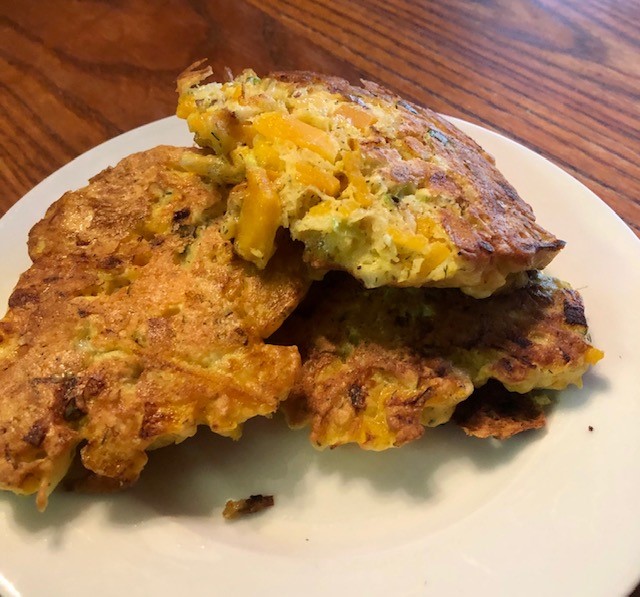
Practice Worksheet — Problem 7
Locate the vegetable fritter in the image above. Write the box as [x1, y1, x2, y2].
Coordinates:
[276, 272, 602, 449]
[176, 63, 564, 297]
[0, 146, 310, 509]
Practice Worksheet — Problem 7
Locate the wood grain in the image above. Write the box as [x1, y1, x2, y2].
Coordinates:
[1, 0, 638, 236]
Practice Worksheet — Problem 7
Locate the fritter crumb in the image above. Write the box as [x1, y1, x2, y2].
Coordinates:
[223, 494, 274, 519]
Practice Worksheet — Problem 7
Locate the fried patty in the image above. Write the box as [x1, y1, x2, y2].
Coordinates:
[176, 63, 564, 297]
[0, 146, 310, 509]
[276, 272, 602, 449]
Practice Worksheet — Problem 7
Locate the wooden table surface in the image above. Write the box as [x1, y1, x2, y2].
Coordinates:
[1, 0, 639, 592]
[1, 0, 638, 237]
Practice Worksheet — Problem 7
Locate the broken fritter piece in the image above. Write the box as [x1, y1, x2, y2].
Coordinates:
[176, 64, 564, 297]
[453, 381, 549, 440]
[288, 342, 473, 450]
[0, 146, 310, 509]
[276, 272, 602, 449]
[222, 494, 274, 520]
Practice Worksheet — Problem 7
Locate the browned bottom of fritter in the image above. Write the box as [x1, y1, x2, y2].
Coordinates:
[275, 272, 602, 450]
[452, 381, 548, 440]
[0, 146, 310, 509]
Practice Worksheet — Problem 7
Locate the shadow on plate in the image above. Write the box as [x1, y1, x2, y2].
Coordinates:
[1, 409, 549, 534]
[3, 367, 609, 533]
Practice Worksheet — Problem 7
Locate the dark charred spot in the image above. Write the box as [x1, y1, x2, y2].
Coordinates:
[172, 207, 191, 222]
[8, 289, 39, 308]
[100, 255, 123, 270]
[478, 240, 495, 253]
[76, 238, 91, 247]
[563, 298, 587, 327]
[559, 348, 571, 364]
[509, 334, 532, 349]
[100, 255, 122, 270]
[54, 375, 78, 403]
[140, 402, 168, 439]
[519, 355, 534, 367]
[435, 364, 448, 378]
[498, 358, 514, 373]
[77, 308, 90, 318]
[176, 224, 197, 238]
[23, 421, 47, 447]
[63, 397, 86, 422]
[348, 383, 367, 410]
[83, 377, 105, 399]
[52, 375, 82, 421]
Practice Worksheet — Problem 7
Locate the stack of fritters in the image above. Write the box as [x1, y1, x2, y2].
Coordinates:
[0, 66, 603, 509]
[176, 65, 602, 450]
[0, 146, 309, 509]
[274, 272, 602, 449]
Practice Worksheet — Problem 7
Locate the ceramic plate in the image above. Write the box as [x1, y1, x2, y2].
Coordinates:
[1, 116, 639, 597]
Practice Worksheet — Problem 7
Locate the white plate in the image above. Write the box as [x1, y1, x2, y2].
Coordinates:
[1, 116, 639, 597]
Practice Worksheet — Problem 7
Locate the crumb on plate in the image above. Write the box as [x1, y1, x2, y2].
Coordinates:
[223, 494, 275, 519]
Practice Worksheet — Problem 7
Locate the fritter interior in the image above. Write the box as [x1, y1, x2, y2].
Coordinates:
[177, 64, 564, 297]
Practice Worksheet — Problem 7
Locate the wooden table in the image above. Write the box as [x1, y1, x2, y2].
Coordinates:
[1, 0, 638, 237]
[1, 0, 639, 592]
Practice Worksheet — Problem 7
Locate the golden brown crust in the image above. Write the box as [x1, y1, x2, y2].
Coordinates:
[0, 146, 310, 508]
[453, 382, 547, 440]
[286, 343, 473, 449]
[269, 70, 565, 274]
